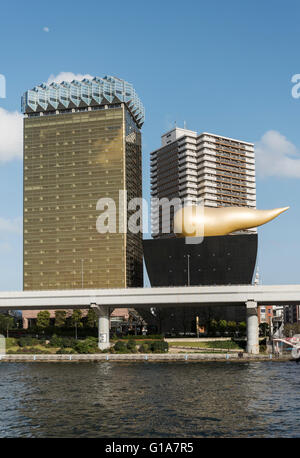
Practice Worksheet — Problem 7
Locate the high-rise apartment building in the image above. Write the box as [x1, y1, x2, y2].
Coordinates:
[22, 75, 144, 290]
[151, 127, 256, 236]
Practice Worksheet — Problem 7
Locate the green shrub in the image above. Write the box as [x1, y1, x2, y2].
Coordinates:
[116, 348, 129, 354]
[5, 337, 17, 348]
[18, 336, 37, 347]
[127, 340, 136, 351]
[74, 339, 98, 354]
[47, 336, 77, 349]
[49, 334, 64, 347]
[50, 336, 77, 349]
[61, 337, 77, 348]
[151, 341, 169, 353]
[85, 336, 98, 344]
[139, 343, 149, 353]
[114, 341, 127, 352]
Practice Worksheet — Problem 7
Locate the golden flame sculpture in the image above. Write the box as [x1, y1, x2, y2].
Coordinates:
[174, 205, 289, 237]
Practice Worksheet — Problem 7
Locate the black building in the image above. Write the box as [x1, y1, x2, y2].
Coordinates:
[142, 234, 258, 334]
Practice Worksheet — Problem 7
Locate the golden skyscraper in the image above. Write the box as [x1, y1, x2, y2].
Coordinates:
[22, 76, 144, 291]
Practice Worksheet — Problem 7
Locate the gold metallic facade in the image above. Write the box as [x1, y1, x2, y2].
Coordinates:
[23, 105, 143, 290]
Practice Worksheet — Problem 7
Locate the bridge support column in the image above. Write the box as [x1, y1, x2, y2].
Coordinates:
[246, 300, 259, 354]
[91, 304, 110, 351]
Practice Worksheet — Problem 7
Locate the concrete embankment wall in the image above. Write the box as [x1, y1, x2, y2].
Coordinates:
[0, 353, 292, 363]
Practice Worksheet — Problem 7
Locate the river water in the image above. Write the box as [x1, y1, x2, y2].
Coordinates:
[0, 361, 299, 437]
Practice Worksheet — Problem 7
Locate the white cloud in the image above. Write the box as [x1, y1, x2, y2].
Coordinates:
[255, 130, 300, 178]
[0, 217, 22, 234]
[0, 108, 23, 162]
[47, 72, 94, 85]
[43, 27, 50, 32]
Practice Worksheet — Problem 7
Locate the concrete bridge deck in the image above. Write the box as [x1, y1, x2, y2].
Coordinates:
[0, 284, 299, 309]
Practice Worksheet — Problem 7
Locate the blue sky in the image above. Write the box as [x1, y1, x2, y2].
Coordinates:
[1, 0, 300, 289]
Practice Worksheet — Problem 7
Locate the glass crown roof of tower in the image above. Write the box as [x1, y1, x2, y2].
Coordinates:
[21, 75, 145, 127]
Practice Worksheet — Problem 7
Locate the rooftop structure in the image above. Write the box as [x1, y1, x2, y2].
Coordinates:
[22, 75, 145, 128]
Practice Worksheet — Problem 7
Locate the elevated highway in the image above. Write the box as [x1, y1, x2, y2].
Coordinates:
[1, 284, 299, 354]
[0, 284, 299, 309]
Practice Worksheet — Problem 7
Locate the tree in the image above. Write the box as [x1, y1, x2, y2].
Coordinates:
[218, 320, 227, 336]
[284, 322, 300, 337]
[238, 321, 246, 336]
[0, 314, 14, 337]
[71, 310, 83, 339]
[86, 309, 97, 328]
[36, 311, 50, 330]
[259, 322, 269, 337]
[227, 321, 237, 336]
[55, 310, 66, 327]
[209, 319, 218, 336]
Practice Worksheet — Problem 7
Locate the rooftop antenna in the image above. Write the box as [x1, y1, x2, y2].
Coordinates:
[184, 120, 186, 129]
[174, 121, 177, 127]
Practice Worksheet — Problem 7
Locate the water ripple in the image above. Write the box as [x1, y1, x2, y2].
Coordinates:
[0, 361, 299, 437]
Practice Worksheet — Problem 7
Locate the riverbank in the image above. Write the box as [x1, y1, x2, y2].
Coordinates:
[0, 353, 293, 362]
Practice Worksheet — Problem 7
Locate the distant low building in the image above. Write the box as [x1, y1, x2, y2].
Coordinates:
[258, 305, 273, 325]
[22, 308, 145, 333]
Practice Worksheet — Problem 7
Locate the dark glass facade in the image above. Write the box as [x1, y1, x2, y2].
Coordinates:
[142, 234, 258, 333]
[143, 235, 257, 287]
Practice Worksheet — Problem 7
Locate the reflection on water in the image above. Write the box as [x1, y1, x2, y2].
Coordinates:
[0, 362, 299, 437]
